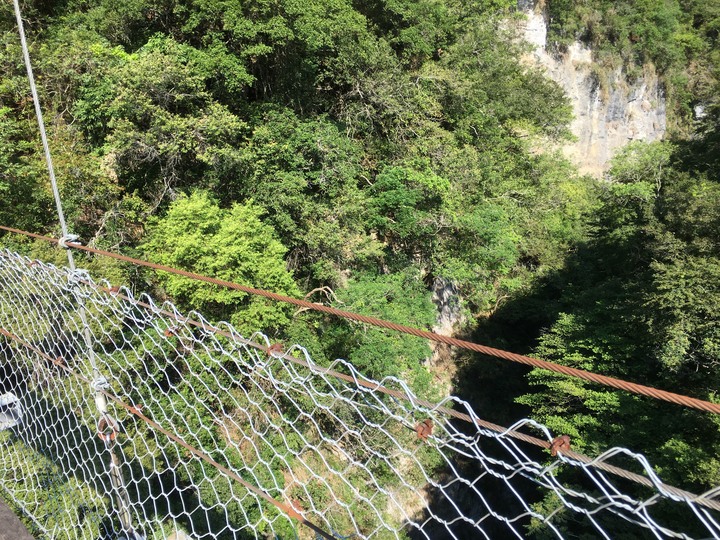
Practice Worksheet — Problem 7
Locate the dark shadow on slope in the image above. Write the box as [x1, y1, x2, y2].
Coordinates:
[673, 108, 720, 176]
[404, 255, 581, 538]
[407, 424, 549, 540]
[417, 231, 655, 538]
[439, 224, 720, 538]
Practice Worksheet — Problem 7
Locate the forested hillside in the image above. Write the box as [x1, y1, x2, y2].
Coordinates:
[0, 0, 719, 534]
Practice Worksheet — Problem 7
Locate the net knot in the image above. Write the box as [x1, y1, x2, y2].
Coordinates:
[550, 435, 571, 456]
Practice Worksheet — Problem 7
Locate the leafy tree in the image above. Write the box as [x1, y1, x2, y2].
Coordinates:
[367, 165, 446, 248]
[231, 107, 383, 284]
[518, 142, 720, 492]
[440, 20, 573, 141]
[355, 0, 458, 67]
[73, 35, 248, 204]
[321, 268, 436, 383]
[0, 108, 52, 232]
[141, 191, 299, 335]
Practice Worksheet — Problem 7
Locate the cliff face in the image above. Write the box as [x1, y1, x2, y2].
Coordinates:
[519, 3, 667, 176]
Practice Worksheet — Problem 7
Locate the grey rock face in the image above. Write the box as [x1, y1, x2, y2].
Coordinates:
[519, 3, 667, 176]
[432, 278, 463, 336]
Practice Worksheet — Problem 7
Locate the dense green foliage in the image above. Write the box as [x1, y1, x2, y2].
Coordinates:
[0, 0, 590, 345]
[141, 191, 300, 334]
[503, 137, 720, 536]
[0, 0, 719, 537]
[518, 141, 720, 485]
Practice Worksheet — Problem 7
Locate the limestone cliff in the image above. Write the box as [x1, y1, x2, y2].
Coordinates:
[519, 2, 666, 176]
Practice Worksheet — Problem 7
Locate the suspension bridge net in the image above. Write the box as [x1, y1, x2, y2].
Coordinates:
[0, 248, 718, 540]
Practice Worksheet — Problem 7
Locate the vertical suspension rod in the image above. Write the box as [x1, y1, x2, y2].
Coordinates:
[11, 2, 138, 536]
[12, 0, 72, 261]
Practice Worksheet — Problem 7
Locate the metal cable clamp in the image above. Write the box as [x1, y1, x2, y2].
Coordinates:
[58, 234, 79, 249]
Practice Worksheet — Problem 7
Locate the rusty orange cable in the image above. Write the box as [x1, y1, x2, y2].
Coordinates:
[2, 224, 720, 416]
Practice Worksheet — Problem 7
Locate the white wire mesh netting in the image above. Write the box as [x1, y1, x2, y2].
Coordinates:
[0, 248, 719, 540]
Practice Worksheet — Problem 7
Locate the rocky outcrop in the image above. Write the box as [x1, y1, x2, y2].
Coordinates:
[432, 278, 464, 338]
[427, 278, 464, 392]
[519, 2, 666, 176]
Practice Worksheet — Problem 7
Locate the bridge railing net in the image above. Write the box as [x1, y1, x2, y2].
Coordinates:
[0, 248, 718, 540]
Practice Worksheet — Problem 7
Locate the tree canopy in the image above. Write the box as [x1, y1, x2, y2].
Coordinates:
[0, 0, 719, 536]
[141, 191, 300, 334]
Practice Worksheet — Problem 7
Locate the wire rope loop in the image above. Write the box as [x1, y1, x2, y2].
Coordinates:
[92, 376, 110, 392]
[58, 234, 79, 249]
[97, 414, 120, 443]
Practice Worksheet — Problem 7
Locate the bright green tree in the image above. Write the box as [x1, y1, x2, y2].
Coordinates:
[142, 191, 300, 335]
